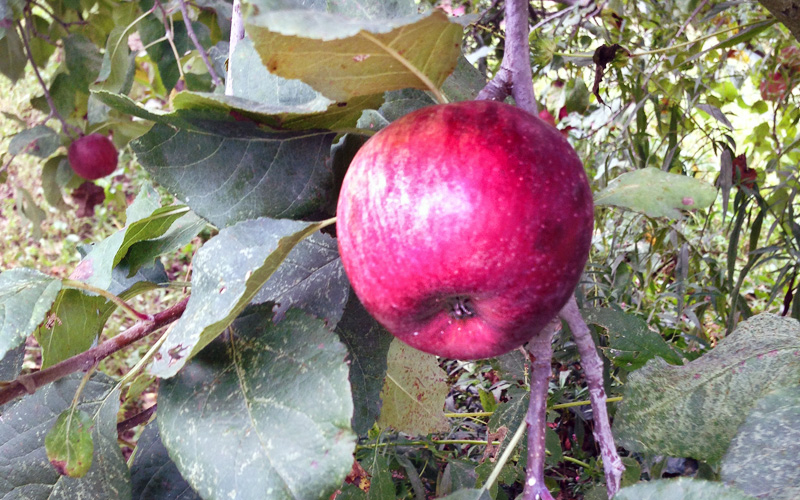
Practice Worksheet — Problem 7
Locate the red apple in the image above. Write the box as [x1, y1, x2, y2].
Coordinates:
[336, 101, 594, 360]
[538, 109, 557, 127]
[731, 154, 757, 190]
[67, 133, 118, 180]
[760, 72, 790, 102]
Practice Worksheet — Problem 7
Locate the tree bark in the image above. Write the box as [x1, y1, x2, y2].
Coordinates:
[759, 0, 800, 42]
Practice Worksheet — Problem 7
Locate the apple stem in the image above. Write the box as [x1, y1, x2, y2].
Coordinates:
[476, 0, 537, 114]
[226, 0, 246, 96]
[62, 279, 155, 323]
[521, 320, 557, 500]
[560, 297, 625, 498]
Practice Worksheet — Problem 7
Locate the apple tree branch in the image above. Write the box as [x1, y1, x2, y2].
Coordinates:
[522, 321, 558, 500]
[0, 296, 189, 407]
[476, 0, 537, 114]
[560, 297, 625, 497]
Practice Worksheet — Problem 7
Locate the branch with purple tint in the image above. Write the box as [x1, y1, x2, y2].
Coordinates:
[0, 297, 188, 407]
[561, 297, 625, 497]
[476, 0, 537, 114]
[522, 321, 557, 500]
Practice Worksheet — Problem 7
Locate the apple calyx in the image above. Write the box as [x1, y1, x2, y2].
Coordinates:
[448, 297, 475, 320]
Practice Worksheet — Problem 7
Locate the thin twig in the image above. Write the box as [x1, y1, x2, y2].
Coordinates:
[16, 18, 80, 139]
[225, 0, 246, 95]
[153, 0, 187, 84]
[560, 297, 625, 498]
[177, 0, 222, 86]
[0, 296, 189, 407]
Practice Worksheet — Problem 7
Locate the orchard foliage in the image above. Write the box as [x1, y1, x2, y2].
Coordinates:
[0, 0, 799, 498]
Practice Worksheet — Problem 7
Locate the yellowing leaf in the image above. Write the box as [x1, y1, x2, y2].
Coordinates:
[247, 10, 462, 101]
[378, 339, 449, 435]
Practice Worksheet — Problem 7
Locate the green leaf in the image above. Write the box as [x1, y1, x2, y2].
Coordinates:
[252, 231, 349, 325]
[721, 386, 800, 500]
[488, 385, 528, 437]
[45, 409, 94, 478]
[149, 218, 325, 378]
[8, 124, 60, 157]
[37, 73, 78, 118]
[247, 10, 462, 101]
[172, 90, 384, 131]
[696, 103, 733, 130]
[230, 37, 328, 106]
[35, 290, 107, 369]
[71, 185, 189, 290]
[94, 25, 134, 93]
[130, 119, 337, 228]
[613, 314, 800, 462]
[0, 374, 131, 498]
[96, 83, 383, 132]
[157, 307, 355, 500]
[377, 339, 449, 435]
[41, 155, 70, 210]
[583, 307, 685, 370]
[0, 268, 62, 359]
[27, 15, 56, 67]
[39, 260, 168, 368]
[594, 167, 717, 219]
[137, 8, 206, 92]
[130, 423, 201, 500]
[441, 55, 486, 102]
[125, 211, 207, 276]
[439, 459, 479, 494]
[478, 388, 497, 413]
[614, 478, 756, 500]
[364, 453, 395, 499]
[490, 349, 528, 386]
[16, 187, 47, 238]
[63, 34, 102, 90]
[0, 26, 26, 83]
[565, 77, 590, 113]
[335, 294, 394, 435]
[0, 344, 25, 380]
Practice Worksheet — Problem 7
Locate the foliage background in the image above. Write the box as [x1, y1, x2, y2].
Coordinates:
[1, 0, 800, 498]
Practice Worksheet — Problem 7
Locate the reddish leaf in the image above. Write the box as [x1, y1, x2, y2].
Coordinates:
[71, 181, 105, 217]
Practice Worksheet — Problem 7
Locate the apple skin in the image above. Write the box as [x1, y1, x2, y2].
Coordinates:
[336, 101, 594, 360]
[68, 133, 118, 180]
[760, 72, 790, 102]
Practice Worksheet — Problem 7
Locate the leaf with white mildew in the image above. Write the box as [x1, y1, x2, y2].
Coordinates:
[149, 218, 328, 378]
[157, 306, 355, 500]
[594, 167, 716, 219]
[0, 268, 62, 360]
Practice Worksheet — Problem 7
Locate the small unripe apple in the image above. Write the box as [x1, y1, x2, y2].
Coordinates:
[760, 72, 790, 102]
[67, 133, 118, 180]
[336, 101, 594, 360]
